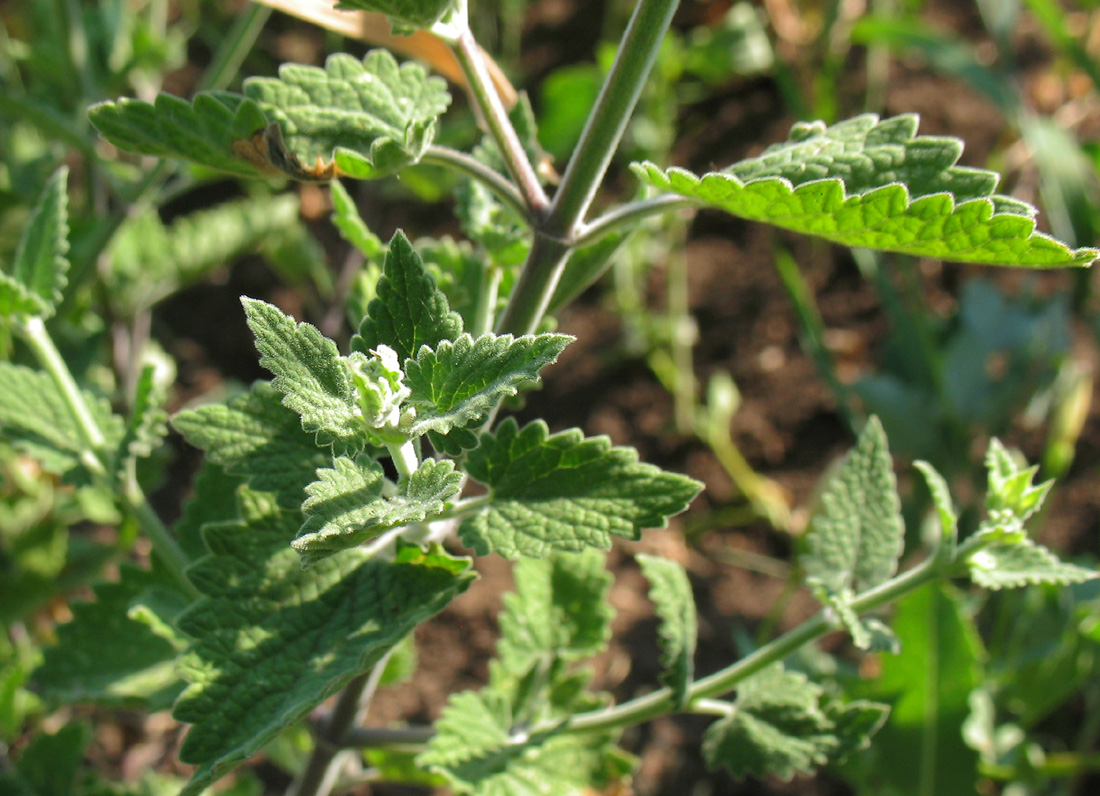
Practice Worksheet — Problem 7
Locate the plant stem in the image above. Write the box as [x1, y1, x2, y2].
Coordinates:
[451, 26, 548, 215]
[18, 317, 198, 597]
[496, 0, 681, 335]
[573, 194, 697, 248]
[559, 555, 942, 735]
[421, 145, 529, 219]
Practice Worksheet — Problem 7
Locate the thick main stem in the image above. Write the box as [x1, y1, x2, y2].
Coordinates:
[496, 0, 681, 334]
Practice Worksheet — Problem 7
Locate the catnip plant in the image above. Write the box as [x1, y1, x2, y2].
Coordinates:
[2, 1, 1099, 794]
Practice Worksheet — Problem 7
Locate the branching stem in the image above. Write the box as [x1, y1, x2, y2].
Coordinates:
[421, 145, 530, 220]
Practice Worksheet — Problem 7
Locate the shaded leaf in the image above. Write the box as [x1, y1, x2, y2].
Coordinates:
[5, 167, 69, 318]
[637, 554, 697, 708]
[335, 0, 458, 30]
[174, 488, 473, 796]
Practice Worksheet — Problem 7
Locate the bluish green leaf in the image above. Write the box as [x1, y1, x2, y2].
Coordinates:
[405, 334, 571, 439]
[634, 114, 1097, 267]
[353, 231, 464, 363]
[637, 554, 696, 708]
[294, 456, 462, 566]
[172, 381, 330, 509]
[174, 488, 473, 796]
[243, 298, 370, 456]
[802, 417, 903, 647]
[460, 418, 702, 558]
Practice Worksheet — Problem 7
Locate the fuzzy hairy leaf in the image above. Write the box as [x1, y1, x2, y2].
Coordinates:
[405, 333, 571, 438]
[173, 462, 245, 562]
[109, 195, 302, 312]
[634, 114, 1097, 267]
[966, 539, 1096, 589]
[34, 563, 187, 710]
[460, 418, 702, 558]
[245, 50, 450, 178]
[496, 550, 614, 675]
[418, 689, 631, 796]
[914, 460, 958, 556]
[637, 554, 697, 708]
[702, 665, 885, 781]
[803, 417, 903, 647]
[2, 167, 70, 318]
[172, 381, 330, 509]
[117, 364, 170, 465]
[89, 92, 269, 177]
[295, 457, 463, 565]
[353, 231, 464, 363]
[243, 298, 370, 456]
[335, 0, 458, 29]
[174, 488, 473, 796]
[0, 362, 124, 480]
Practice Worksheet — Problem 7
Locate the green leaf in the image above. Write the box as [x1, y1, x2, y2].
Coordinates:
[965, 539, 1096, 590]
[405, 333, 572, 439]
[633, 114, 1098, 267]
[173, 462, 245, 562]
[3, 166, 69, 318]
[353, 231, 464, 363]
[913, 460, 957, 557]
[243, 298, 370, 456]
[172, 381, 331, 509]
[637, 554, 696, 708]
[174, 488, 473, 796]
[89, 92, 270, 178]
[329, 179, 384, 260]
[334, 0, 458, 31]
[802, 417, 903, 648]
[34, 564, 187, 710]
[460, 418, 702, 558]
[417, 689, 632, 796]
[295, 456, 462, 566]
[245, 50, 451, 179]
[702, 664, 882, 780]
[496, 550, 614, 676]
[108, 195, 303, 313]
[983, 438, 1052, 522]
[0, 362, 124, 480]
[7, 722, 87, 796]
[117, 363, 169, 464]
[856, 583, 981, 796]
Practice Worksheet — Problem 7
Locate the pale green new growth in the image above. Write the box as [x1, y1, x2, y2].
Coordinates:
[701, 664, 887, 781]
[243, 298, 368, 456]
[0, 167, 70, 319]
[803, 417, 904, 647]
[335, 0, 458, 30]
[0, 362, 124, 480]
[637, 554, 696, 708]
[354, 231, 464, 363]
[174, 488, 473, 796]
[246, 50, 451, 178]
[172, 382, 331, 509]
[634, 114, 1098, 267]
[418, 690, 630, 796]
[34, 563, 186, 710]
[295, 456, 462, 565]
[496, 551, 614, 674]
[89, 50, 450, 180]
[460, 418, 703, 558]
[404, 333, 572, 437]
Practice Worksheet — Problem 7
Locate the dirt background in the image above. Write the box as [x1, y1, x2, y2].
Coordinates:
[136, 0, 1100, 794]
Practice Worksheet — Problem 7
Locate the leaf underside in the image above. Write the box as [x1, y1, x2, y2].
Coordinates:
[634, 114, 1097, 267]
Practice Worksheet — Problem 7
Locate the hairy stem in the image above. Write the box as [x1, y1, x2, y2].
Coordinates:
[573, 194, 697, 249]
[421, 145, 529, 219]
[451, 26, 548, 215]
[496, 0, 681, 334]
